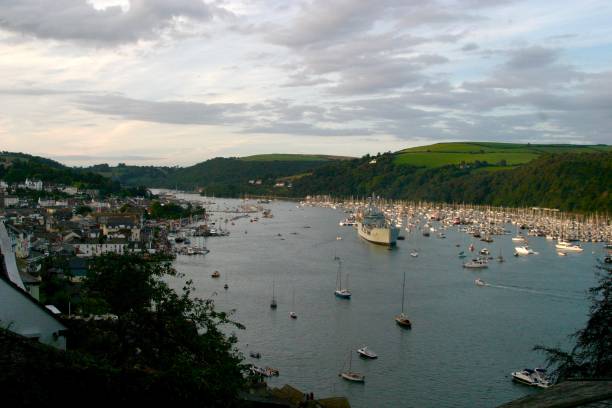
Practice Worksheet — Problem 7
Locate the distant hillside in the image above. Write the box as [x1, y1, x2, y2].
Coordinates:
[394, 142, 611, 169]
[240, 153, 353, 162]
[290, 151, 612, 213]
[88, 155, 349, 193]
[0, 151, 122, 195]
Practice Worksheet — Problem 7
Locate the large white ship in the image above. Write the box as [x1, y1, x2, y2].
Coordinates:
[356, 202, 399, 247]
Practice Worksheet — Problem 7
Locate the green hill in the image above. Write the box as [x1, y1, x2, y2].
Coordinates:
[394, 142, 611, 168]
[290, 150, 612, 213]
[87, 155, 350, 192]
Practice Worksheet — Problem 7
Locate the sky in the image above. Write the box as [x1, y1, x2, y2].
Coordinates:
[0, 0, 611, 166]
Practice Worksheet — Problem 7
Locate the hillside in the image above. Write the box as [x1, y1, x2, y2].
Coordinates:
[87, 154, 349, 192]
[394, 142, 611, 168]
[290, 151, 612, 213]
[0, 151, 122, 196]
[239, 153, 353, 162]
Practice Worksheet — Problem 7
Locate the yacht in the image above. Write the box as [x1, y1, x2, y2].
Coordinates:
[340, 350, 365, 383]
[463, 258, 488, 269]
[511, 368, 552, 388]
[555, 240, 584, 252]
[514, 246, 536, 256]
[334, 260, 351, 299]
[357, 346, 378, 359]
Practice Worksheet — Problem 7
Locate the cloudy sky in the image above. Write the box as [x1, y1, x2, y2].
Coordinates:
[1, 0, 611, 166]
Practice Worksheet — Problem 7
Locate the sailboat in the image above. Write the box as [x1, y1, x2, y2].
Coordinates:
[395, 270, 412, 329]
[497, 248, 505, 262]
[334, 260, 351, 299]
[339, 349, 365, 383]
[270, 279, 277, 309]
[289, 288, 297, 319]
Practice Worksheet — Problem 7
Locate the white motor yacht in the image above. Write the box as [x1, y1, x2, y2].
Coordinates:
[511, 368, 551, 388]
[555, 240, 584, 252]
[463, 259, 488, 269]
[514, 246, 536, 256]
[357, 346, 378, 359]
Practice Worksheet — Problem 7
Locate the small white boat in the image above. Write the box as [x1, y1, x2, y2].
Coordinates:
[555, 240, 583, 252]
[557, 251, 567, 257]
[410, 250, 419, 257]
[475, 278, 486, 287]
[511, 368, 551, 388]
[463, 259, 488, 269]
[514, 246, 536, 256]
[357, 346, 378, 359]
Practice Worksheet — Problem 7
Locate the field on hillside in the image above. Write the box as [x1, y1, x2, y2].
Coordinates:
[240, 154, 352, 162]
[394, 142, 611, 168]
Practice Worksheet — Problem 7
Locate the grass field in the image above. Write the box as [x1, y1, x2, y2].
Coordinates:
[394, 142, 610, 168]
[240, 154, 353, 162]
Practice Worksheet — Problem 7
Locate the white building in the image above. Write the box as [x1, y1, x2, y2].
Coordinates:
[24, 178, 43, 191]
[73, 240, 127, 257]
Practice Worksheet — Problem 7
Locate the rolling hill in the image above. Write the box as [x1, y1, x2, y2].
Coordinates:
[394, 142, 611, 168]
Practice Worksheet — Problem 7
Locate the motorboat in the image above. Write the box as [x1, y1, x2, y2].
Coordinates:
[514, 246, 536, 256]
[555, 240, 584, 252]
[211, 270, 220, 278]
[357, 346, 378, 359]
[410, 250, 419, 257]
[289, 311, 297, 319]
[463, 259, 488, 269]
[251, 366, 280, 377]
[250, 351, 261, 359]
[511, 368, 552, 388]
[480, 248, 490, 255]
[557, 251, 567, 257]
[475, 278, 486, 287]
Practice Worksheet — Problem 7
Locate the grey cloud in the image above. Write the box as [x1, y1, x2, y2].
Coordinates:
[506, 46, 559, 70]
[461, 42, 479, 52]
[0, 0, 224, 44]
[76, 94, 246, 125]
[243, 122, 373, 137]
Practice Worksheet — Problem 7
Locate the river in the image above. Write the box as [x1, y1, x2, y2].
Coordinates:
[167, 195, 600, 407]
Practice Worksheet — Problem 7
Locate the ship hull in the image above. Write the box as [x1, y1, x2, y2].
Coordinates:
[357, 223, 399, 247]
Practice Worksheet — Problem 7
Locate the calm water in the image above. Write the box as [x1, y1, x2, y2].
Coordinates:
[168, 195, 600, 408]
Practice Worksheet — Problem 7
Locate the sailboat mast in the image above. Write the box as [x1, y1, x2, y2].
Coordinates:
[401, 270, 406, 314]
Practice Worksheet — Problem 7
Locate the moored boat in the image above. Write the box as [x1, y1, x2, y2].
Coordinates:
[357, 346, 378, 359]
[511, 368, 551, 388]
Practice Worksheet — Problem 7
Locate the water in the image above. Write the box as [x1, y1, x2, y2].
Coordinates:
[168, 196, 600, 407]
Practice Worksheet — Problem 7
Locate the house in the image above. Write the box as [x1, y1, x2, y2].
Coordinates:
[24, 178, 43, 191]
[73, 239, 128, 257]
[0, 222, 67, 350]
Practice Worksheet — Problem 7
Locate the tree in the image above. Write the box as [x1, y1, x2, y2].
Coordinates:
[535, 260, 612, 382]
[74, 253, 247, 405]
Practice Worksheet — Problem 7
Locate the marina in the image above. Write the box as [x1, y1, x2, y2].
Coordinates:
[167, 193, 608, 408]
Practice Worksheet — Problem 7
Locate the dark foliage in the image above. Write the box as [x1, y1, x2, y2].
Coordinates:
[69, 253, 247, 405]
[535, 260, 612, 382]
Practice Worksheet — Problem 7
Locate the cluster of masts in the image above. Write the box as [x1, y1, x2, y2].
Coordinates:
[302, 197, 612, 244]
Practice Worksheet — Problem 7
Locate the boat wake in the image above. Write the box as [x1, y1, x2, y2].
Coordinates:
[483, 283, 584, 300]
